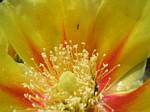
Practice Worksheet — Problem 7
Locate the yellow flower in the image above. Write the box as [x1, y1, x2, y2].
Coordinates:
[0, 0, 150, 112]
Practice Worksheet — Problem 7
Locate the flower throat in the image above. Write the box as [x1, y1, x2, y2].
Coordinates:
[23, 40, 119, 112]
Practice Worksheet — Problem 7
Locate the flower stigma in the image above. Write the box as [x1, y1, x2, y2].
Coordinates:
[23, 41, 120, 112]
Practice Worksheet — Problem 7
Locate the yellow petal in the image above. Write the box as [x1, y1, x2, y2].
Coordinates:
[0, 1, 62, 66]
[126, 80, 150, 112]
[0, 85, 35, 111]
[0, 0, 102, 65]
[0, 35, 31, 110]
[94, 0, 150, 90]
[110, 0, 150, 86]
[107, 60, 146, 94]
[0, 91, 25, 112]
[103, 79, 150, 112]
[96, 0, 147, 57]
[0, 34, 26, 85]
[61, 0, 101, 48]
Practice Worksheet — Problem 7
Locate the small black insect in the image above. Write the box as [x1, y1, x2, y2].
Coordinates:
[77, 24, 80, 30]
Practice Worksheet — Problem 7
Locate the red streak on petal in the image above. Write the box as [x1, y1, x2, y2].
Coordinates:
[103, 94, 131, 112]
[26, 38, 45, 66]
[103, 34, 129, 69]
[96, 34, 129, 92]
[0, 85, 46, 108]
[98, 75, 109, 91]
[0, 84, 33, 108]
[62, 20, 68, 47]
[20, 32, 45, 66]
[25, 38, 51, 71]
[86, 23, 97, 55]
[102, 80, 150, 112]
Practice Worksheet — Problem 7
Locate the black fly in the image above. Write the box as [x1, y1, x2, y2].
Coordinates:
[77, 24, 80, 30]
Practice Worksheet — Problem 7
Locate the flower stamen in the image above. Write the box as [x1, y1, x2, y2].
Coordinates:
[23, 41, 120, 111]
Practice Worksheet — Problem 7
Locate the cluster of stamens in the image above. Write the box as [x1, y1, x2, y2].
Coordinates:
[23, 41, 120, 112]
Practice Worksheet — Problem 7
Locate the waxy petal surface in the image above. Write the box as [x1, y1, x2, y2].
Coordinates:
[110, 0, 150, 87]
[0, 91, 25, 112]
[0, 0, 101, 66]
[103, 79, 150, 112]
[95, 0, 147, 57]
[61, 0, 101, 51]
[107, 61, 146, 94]
[94, 0, 150, 90]
[0, 36, 26, 85]
[0, 1, 62, 66]
[0, 35, 31, 111]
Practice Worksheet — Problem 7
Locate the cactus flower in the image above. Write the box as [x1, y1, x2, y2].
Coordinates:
[0, 0, 150, 112]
